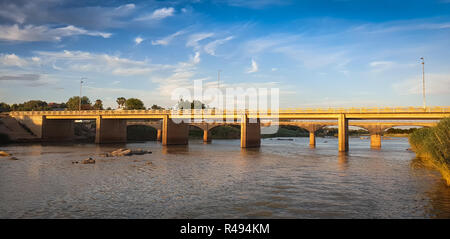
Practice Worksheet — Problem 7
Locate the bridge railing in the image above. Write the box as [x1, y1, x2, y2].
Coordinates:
[7, 106, 450, 116]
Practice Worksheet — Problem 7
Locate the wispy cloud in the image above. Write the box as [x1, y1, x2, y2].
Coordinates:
[0, 73, 55, 87]
[393, 73, 450, 95]
[0, 53, 28, 67]
[136, 7, 175, 21]
[204, 36, 234, 55]
[0, 24, 111, 42]
[222, 0, 292, 9]
[246, 58, 259, 73]
[151, 30, 185, 46]
[135, 36, 144, 45]
[186, 33, 214, 50]
[32, 50, 170, 76]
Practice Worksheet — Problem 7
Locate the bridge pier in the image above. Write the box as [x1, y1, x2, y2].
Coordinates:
[309, 132, 316, 148]
[157, 129, 162, 141]
[43, 119, 74, 141]
[203, 129, 211, 143]
[370, 134, 382, 148]
[95, 117, 127, 143]
[338, 114, 349, 152]
[241, 115, 261, 148]
[162, 116, 189, 145]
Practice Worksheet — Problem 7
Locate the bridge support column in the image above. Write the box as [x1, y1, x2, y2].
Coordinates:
[370, 134, 382, 148]
[12, 115, 45, 138]
[240, 115, 261, 148]
[203, 129, 211, 143]
[309, 132, 316, 148]
[95, 117, 127, 143]
[338, 114, 349, 152]
[43, 118, 74, 141]
[157, 129, 162, 141]
[162, 116, 188, 145]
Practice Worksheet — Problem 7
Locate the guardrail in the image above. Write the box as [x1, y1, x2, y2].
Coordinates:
[7, 106, 450, 116]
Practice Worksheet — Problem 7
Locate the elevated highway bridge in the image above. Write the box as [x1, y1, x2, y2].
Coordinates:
[9, 106, 450, 152]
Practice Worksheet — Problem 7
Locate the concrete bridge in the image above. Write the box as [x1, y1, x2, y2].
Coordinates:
[9, 106, 450, 152]
[127, 120, 438, 149]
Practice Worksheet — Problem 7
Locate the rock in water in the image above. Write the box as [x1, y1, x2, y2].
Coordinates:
[104, 148, 152, 157]
[0, 151, 11, 157]
[8, 156, 18, 160]
[81, 157, 95, 164]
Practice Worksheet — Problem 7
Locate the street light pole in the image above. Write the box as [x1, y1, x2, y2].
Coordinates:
[79, 77, 86, 111]
[420, 57, 425, 109]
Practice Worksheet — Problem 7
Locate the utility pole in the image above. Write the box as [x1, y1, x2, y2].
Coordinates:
[79, 77, 86, 111]
[420, 57, 425, 109]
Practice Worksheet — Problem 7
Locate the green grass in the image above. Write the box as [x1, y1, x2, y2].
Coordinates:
[409, 118, 450, 185]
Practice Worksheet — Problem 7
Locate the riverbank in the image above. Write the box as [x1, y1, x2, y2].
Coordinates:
[409, 118, 450, 186]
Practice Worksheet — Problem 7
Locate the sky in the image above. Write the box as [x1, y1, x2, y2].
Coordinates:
[0, 0, 449, 109]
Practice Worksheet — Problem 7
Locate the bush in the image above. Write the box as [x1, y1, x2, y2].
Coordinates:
[409, 118, 450, 185]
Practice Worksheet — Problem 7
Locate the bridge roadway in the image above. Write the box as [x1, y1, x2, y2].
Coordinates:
[9, 106, 450, 152]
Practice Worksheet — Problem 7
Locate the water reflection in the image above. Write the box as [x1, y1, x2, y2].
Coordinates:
[337, 152, 349, 171]
[161, 145, 189, 155]
[0, 137, 449, 218]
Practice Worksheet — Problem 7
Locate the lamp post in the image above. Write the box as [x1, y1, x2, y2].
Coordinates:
[420, 57, 425, 109]
[79, 77, 86, 111]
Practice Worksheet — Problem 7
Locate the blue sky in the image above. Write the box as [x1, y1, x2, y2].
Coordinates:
[0, 0, 449, 109]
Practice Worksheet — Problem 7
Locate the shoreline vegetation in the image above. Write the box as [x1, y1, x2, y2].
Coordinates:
[409, 118, 450, 186]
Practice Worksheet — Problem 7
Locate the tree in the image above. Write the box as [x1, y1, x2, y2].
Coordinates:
[125, 98, 145, 110]
[10, 100, 50, 111]
[176, 99, 205, 109]
[0, 102, 10, 112]
[93, 99, 103, 110]
[150, 104, 164, 110]
[66, 96, 92, 110]
[116, 97, 126, 109]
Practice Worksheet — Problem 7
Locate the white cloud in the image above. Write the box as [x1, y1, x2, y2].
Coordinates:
[186, 33, 214, 50]
[246, 59, 259, 73]
[369, 61, 394, 67]
[192, 52, 201, 64]
[151, 30, 185, 46]
[204, 36, 234, 55]
[393, 73, 450, 95]
[136, 7, 175, 21]
[33, 50, 170, 76]
[135, 36, 144, 45]
[225, 0, 291, 9]
[0, 53, 28, 67]
[0, 24, 111, 42]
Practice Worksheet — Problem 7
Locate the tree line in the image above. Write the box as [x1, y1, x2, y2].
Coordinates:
[0, 97, 166, 112]
[0, 97, 205, 112]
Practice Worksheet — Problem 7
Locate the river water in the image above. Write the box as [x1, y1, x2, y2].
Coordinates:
[1, 137, 449, 218]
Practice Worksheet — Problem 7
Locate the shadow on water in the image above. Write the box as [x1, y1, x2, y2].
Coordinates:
[410, 157, 450, 218]
[162, 145, 189, 155]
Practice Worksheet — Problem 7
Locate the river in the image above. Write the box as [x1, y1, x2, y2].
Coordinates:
[1, 137, 449, 218]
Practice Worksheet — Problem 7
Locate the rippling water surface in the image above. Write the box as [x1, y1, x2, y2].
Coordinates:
[1, 137, 449, 218]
